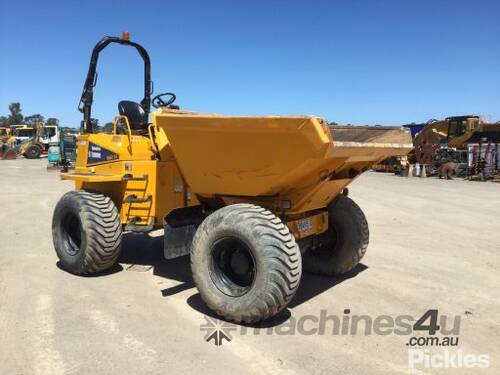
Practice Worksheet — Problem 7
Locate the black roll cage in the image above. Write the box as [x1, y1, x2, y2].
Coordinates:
[78, 35, 152, 134]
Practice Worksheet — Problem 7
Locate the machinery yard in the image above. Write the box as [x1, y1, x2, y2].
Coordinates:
[1, 158, 498, 375]
[2, 2, 499, 374]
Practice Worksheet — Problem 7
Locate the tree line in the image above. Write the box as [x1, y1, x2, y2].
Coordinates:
[0, 102, 60, 128]
[0, 102, 114, 133]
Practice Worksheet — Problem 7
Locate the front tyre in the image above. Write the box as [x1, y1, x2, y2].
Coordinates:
[52, 191, 122, 275]
[191, 204, 302, 323]
[25, 144, 42, 159]
[302, 195, 369, 276]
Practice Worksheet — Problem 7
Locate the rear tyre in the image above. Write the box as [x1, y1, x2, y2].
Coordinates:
[52, 190, 122, 275]
[191, 204, 302, 323]
[302, 195, 368, 276]
[25, 144, 42, 159]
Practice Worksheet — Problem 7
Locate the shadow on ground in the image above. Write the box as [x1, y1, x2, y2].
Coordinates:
[119, 232, 368, 326]
[119, 232, 195, 295]
[56, 261, 123, 277]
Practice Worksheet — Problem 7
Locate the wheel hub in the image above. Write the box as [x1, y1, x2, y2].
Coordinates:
[62, 212, 82, 256]
[230, 249, 251, 276]
[210, 237, 256, 297]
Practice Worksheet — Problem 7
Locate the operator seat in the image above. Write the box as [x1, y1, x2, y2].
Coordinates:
[118, 100, 148, 132]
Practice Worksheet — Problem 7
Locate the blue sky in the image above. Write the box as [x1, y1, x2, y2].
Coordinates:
[1, 0, 499, 127]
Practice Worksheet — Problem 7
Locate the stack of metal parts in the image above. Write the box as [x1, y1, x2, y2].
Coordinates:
[467, 142, 499, 181]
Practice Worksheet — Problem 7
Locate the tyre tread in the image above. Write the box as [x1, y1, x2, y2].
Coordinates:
[53, 190, 122, 275]
[191, 203, 302, 323]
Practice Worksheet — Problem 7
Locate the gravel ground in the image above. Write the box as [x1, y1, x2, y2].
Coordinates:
[0, 158, 499, 375]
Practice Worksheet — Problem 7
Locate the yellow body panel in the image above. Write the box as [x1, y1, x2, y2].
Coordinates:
[67, 134, 192, 227]
[154, 111, 331, 197]
[61, 172, 123, 182]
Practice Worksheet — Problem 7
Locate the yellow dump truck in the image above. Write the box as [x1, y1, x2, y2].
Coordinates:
[52, 34, 412, 323]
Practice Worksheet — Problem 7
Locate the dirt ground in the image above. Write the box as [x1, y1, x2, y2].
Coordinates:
[0, 158, 499, 375]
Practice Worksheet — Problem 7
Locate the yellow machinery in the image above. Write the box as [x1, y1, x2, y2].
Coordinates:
[52, 34, 412, 323]
[0, 125, 36, 160]
[413, 115, 500, 164]
[10, 125, 34, 143]
[2, 124, 61, 159]
[0, 127, 10, 138]
[18, 123, 44, 158]
[0, 127, 15, 159]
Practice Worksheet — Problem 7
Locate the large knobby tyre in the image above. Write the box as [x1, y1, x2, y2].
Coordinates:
[25, 144, 42, 159]
[302, 195, 369, 276]
[191, 204, 302, 323]
[52, 190, 122, 275]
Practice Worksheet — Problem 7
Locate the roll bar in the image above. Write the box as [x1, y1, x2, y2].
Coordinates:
[78, 33, 151, 133]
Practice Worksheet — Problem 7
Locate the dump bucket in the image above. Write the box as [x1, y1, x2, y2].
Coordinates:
[155, 110, 413, 198]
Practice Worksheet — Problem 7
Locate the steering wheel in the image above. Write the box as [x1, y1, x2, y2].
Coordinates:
[152, 92, 176, 108]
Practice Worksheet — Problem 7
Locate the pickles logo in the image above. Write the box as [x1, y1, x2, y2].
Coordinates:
[87, 143, 118, 165]
[200, 317, 236, 346]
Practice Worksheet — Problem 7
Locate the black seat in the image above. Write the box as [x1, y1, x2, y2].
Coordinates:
[118, 101, 148, 131]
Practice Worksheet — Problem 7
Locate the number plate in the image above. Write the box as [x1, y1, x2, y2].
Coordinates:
[297, 218, 313, 233]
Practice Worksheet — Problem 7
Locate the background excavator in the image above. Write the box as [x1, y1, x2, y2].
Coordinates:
[413, 116, 499, 163]
[412, 115, 500, 177]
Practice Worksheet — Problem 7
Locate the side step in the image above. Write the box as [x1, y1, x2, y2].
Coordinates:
[122, 173, 148, 181]
[125, 217, 154, 233]
[124, 194, 152, 203]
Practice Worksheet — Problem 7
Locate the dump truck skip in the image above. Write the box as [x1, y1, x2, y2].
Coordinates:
[52, 33, 412, 323]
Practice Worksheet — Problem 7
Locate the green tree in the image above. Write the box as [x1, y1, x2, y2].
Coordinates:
[91, 118, 100, 132]
[0, 116, 8, 127]
[46, 117, 60, 126]
[8, 102, 23, 125]
[24, 114, 45, 126]
[103, 122, 114, 133]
